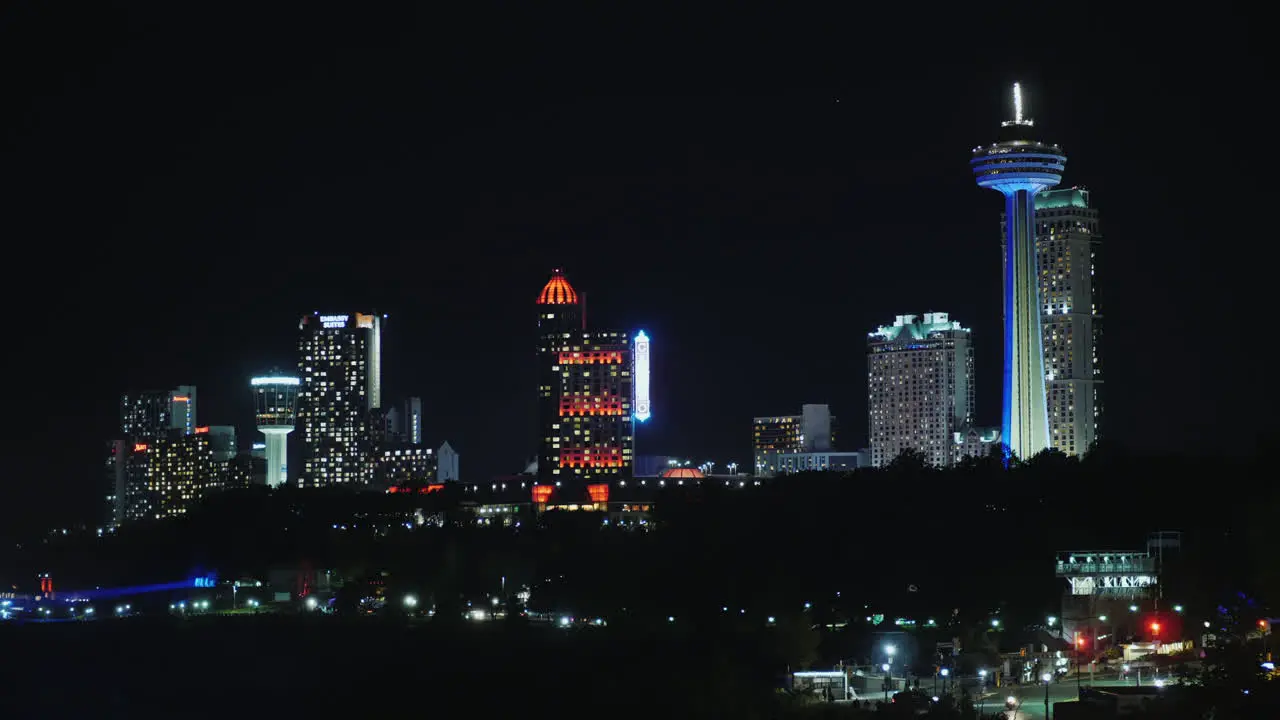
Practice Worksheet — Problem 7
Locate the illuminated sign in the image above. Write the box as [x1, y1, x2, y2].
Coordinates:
[172, 395, 190, 402]
[252, 442, 266, 450]
[134, 443, 148, 452]
[319, 314, 349, 329]
[1069, 575, 1156, 595]
[192, 575, 217, 588]
[194, 426, 209, 434]
[250, 376, 301, 386]
[633, 330, 650, 422]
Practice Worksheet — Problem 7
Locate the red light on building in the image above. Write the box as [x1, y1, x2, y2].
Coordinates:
[134, 443, 148, 452]
[537, 270, 579, 305]
[558, 447, 624, 468]
[587, 483, 609, 504]
[194, 426, 209, 434]
[1150, 622, 1161, 634]
[558, 397, 625, 417]
[558, 351, 623, 365]
[532, 485, 554, 503]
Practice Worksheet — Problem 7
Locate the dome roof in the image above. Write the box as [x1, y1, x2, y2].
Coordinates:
[537, 269, 579, 305]
[659, 467, 705, 479]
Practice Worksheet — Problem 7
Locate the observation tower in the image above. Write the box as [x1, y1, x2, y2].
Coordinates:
[251, 373, 300, 488]
[971, 83, 1066, 461]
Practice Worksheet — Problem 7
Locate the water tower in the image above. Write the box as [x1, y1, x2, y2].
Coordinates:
[251, 373, 300, 488]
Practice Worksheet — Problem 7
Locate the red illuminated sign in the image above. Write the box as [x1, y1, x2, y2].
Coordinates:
[194, 426, 209, 434]
[173, 395, 190, 402]
[532, 485, 554, 503]
[425, 484, 444, 494]
[134, 443, 148, 452]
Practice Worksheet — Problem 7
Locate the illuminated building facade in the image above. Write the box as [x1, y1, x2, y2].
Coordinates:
[972, 83, 1065, 461]
[867, 313, 974, 468]
[535, 269, 635, 482]
[120, 386, 197, 438]
[376, 446, 437, 489]
[297, 313, 382, 487]
[952, 426, 1002, 463]
[124, 430, 217, 521]
[109, 386, 199, 527]
[1031, 187, 1103, 456]
[773, 450, 867, 474]
[752, 404, 836, 476]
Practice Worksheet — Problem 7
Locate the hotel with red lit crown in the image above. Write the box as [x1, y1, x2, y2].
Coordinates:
[535, 269, 636, 487]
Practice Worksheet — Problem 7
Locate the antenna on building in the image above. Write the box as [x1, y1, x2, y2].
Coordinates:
[1002, 82, 1035, 128]
[581, 291, 587, 331]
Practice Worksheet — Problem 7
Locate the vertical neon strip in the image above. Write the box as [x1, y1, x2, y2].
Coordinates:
[633, 331, 650, 422]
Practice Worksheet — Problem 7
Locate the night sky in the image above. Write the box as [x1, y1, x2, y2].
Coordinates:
[1, 4, 1268, 531]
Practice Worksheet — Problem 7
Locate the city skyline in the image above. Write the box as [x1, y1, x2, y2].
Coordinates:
[3, 6, 1266, 533]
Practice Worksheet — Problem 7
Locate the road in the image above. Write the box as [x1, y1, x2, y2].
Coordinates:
[995, 678, 1140, 720]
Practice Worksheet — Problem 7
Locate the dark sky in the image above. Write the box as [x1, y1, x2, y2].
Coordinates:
[1, 3, 1268, 531]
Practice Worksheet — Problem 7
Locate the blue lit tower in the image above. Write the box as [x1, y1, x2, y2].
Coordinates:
[971, 83, 1066, 460]
[251, 373, 300, 488]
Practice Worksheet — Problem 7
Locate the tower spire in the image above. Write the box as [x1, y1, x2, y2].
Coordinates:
[1003, 82, 1034, 128]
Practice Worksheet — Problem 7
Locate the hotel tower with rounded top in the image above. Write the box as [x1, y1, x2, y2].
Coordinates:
[971, 83, 1066, 460]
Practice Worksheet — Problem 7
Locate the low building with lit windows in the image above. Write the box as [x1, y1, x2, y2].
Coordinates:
[752, 404, 837, 476]
[376, 446, 437, 489]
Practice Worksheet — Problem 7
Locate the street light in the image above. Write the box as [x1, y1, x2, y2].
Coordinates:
[885, 644, 896, 657]
[1042, 672, 1053, 718]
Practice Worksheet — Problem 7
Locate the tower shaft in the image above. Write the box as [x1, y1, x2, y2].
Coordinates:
[262, 428, 292, 489]
[1003, 189, 1051, 458]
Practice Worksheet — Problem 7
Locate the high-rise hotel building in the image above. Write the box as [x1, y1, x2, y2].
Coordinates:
[535, 269, 635, 482]
[108, 386, 200, 527]
[867, 313, 974, 468]
[297, 312, 382, 487]
[126, 431, 216, 521]
[1032, 187, 1103, 455]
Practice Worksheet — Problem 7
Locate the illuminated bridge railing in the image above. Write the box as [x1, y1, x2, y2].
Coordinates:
[1056, 558, 1156, 576]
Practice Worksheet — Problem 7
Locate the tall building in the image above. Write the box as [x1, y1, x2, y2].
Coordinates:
[252, 374, 300, 488]
[109, 386, 198, 527]
[751, 404, 837, 476]
[297, 313, 382, 487]
[125, 430, 216, 522]
[404, 397, 423, 445]
[535, 269, 635, 482]
[971, 83, 1065, 460]
[1033, 187, 1103, 455]
[867, 313, 974, 468]
[104, 440, 128, 527]
[120, 387, 196, 438]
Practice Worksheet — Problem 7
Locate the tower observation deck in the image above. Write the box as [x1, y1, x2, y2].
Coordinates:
[252, 374, 300, 488]
[971, 83, 1066, 461]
